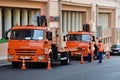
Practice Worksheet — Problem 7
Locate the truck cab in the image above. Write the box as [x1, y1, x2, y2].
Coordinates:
[65, 31, 91, 57]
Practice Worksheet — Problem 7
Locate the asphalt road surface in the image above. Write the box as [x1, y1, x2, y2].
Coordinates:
[0, 56, 120, 80]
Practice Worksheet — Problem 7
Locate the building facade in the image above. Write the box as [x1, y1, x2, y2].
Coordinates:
[0, 0, 120, 50]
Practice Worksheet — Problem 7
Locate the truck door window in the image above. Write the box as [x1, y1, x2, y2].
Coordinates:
[82, 34, 90, 42]
[10, 29, 44, 40]
[32, 30, 44, 40]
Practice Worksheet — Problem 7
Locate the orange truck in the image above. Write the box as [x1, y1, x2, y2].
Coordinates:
[7, 16, 71, 67]
[65, 31, 92, 57]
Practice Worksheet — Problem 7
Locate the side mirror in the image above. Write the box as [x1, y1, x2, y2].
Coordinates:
[5, 29, 11, 39]
[46, 31, 52, 41]
[92, 36, 95, 42]
[63, 35, 67, 41]
[63, 35, 66, 41]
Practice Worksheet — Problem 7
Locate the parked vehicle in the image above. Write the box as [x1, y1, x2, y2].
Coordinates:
[65, 31, 92, 57]
[110, 44, 120, 55]
[7, 15, 71, 68]
[63, 24, 93, 58]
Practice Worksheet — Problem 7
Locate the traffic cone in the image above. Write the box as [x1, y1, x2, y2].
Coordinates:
[47, 57, 51, 70]
[21, 58, 26, 70]
[107, 52, 110, 59]
[80, 54, 85, 64]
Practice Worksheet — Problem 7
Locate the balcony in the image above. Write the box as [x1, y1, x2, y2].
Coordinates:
[102, 28, 112, 37]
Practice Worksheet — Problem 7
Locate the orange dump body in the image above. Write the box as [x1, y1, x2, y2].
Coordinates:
[8, 26, 51, 63]
[66, 31, 91, 57]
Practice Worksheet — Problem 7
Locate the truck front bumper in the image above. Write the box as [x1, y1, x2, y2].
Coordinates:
[7, 54, 48, 63]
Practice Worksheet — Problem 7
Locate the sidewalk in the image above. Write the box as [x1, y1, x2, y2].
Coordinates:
[0, 42, 8, 60]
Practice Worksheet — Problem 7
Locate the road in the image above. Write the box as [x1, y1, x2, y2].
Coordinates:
[0, 56, 120, 80]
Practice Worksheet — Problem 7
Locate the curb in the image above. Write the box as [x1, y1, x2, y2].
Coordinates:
[0, 56, 10, 67]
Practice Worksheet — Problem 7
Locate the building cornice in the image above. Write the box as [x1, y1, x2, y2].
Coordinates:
[97, 4, 116, 10]
[29, 0, 48, 2]
[62, 1, 92, 8]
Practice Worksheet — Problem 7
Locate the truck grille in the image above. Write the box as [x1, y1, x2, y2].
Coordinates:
[15, 49, 36, 54]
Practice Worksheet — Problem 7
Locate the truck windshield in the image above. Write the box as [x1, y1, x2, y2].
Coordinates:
[67, 34, 90, 42]
[10, 29, 44, 40]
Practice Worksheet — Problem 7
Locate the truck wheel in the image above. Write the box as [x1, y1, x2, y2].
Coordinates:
[12, 62, 19, 68]
[60, 51, 70, 65]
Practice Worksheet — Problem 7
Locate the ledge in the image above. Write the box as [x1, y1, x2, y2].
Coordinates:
[0, 39, 8, 43]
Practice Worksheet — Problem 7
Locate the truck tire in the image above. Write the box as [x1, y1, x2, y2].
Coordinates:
[12, 62, 19, 68]
[60, 51, 71, 65]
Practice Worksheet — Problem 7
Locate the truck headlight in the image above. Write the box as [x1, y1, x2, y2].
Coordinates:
[8, 55, 13, 59]
[38, 56, 44, 60]
[8, 55, 13, 61]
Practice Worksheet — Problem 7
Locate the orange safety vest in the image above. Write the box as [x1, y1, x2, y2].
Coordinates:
[98, 43, 104, 52]
[87, 45, 93, 54]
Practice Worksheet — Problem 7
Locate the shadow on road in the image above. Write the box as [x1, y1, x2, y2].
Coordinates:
[0, 62, 71, 70]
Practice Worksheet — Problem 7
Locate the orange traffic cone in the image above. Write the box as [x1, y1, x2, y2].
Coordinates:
[47, 57, 51, 70]
[80, 54, 85, 64]
[21, 58, 26, 70]
[107, 52, 110, 59]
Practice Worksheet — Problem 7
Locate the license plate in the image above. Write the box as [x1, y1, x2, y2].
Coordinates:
[113, 52, 118, 53]
[20, 56, 31, 59]
[75, 53, 81, 55]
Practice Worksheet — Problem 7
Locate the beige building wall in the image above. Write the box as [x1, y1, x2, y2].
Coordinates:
[49, 0, 59, 28]
[0, 8, 2, 39]
[61, 0, 120, 51]
[0, 0, 48, 39]
[0, 0, 120, 49]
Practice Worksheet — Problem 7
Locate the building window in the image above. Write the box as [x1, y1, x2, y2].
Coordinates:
[0, 7, 40, 38]
[98, 13, 109, 30]
[62, 11, 83, 33]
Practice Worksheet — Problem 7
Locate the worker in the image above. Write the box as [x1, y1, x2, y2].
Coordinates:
[88, 42, 94, 62]
[98, 40, 104, 63]
[94, 42, 98, 59]
[88, 43, 91, 62]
